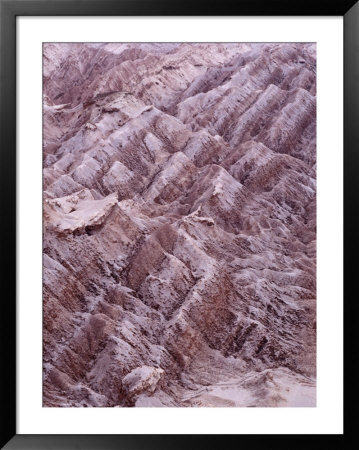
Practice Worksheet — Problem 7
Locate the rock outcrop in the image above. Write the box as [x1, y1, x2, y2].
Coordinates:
[43, 43, 316, 407]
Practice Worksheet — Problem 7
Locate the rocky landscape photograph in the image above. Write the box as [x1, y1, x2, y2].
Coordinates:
[43, 42, 316, 407]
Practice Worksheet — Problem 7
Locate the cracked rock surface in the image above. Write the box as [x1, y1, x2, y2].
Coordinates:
[43, 43, 316, 407]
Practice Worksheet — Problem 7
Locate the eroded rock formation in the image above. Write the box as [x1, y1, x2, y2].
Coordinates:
[43, 43, 316, 407]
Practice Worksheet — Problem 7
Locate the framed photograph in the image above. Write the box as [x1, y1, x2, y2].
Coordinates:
[1, 0, 356, 448]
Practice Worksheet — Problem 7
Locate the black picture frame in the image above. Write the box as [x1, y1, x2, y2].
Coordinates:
[1, 0, 357, 448]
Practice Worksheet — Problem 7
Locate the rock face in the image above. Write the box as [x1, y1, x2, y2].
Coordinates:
[43, 43, 316, 407]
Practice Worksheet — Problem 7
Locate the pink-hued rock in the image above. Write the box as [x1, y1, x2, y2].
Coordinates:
[123, 366, 164, 399]
[43, 43, 316, 407]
